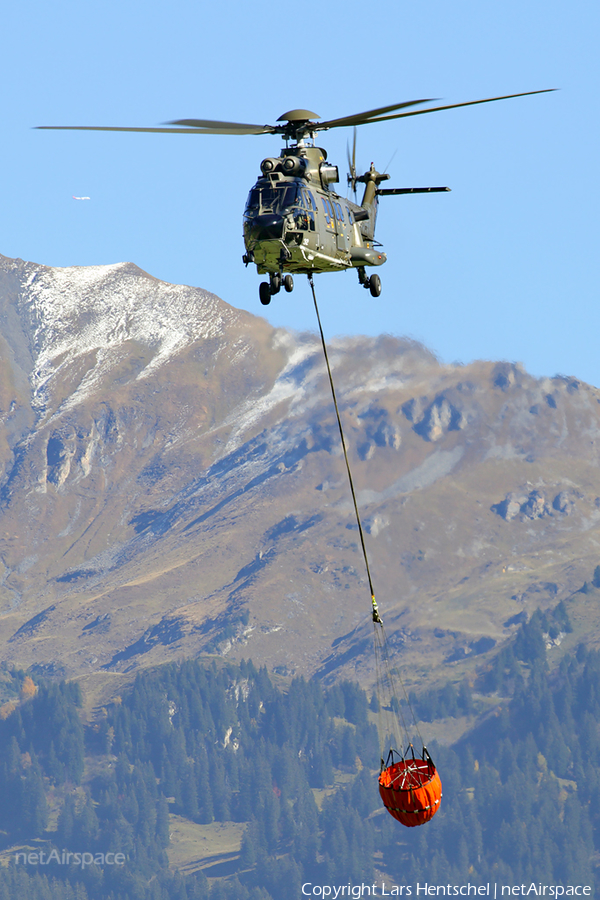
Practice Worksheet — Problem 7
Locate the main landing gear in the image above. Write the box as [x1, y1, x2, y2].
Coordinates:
[259, 273, 294, 305]
[258, 268, 380, 305]
[357, 267, 382, 297]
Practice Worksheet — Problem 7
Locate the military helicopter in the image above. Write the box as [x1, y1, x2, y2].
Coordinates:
[38, 90, 553, 305]
[242, 110, 442, 304]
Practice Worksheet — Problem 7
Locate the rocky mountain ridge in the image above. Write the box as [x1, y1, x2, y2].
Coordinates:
[1, 252, 600, 703]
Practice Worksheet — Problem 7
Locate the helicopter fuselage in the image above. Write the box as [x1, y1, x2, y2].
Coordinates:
[242, 145, 386, 278]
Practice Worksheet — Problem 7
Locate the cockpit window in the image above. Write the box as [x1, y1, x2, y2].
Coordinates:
[246, 188, 261, 211]
[245, 183, 300, 214]
[303, 190, 318, 211]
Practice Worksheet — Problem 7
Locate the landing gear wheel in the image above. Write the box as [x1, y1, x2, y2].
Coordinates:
[259, 282, 271, 305]
[283, 274, 294, 293]
[369, 274, 382, 297]
[269, 273, 281, 295]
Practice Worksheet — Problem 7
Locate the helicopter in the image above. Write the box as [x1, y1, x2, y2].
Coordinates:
[38, 90, 553, 305]
[241, 110, 449, 304]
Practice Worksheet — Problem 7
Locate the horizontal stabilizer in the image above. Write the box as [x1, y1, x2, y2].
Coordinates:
[377, 186, 451, 195]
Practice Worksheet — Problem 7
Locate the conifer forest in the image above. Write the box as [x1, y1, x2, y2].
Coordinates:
[0, 600, 597, 899]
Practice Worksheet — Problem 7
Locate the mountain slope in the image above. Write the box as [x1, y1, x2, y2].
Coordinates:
[1, 252, 600, 698]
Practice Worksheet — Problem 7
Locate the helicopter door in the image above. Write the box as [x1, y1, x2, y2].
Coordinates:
[302, 190, 319, 242]
[318, 194, 338, 259]
[334, 201, 351, 254]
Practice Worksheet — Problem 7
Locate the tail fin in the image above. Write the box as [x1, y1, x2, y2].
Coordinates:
[356, 164, 390, 240]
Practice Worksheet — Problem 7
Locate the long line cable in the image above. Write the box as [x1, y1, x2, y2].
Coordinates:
[308, 274, 377, 609]
[308, 273, 424, 757]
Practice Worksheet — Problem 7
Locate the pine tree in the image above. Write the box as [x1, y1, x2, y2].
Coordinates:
[21, 761, 48, 835]
[156, 795, 170, 847]
[57, 793, 76, 845]
[183, 763, 199, 820]
[240, 817, 260, 868]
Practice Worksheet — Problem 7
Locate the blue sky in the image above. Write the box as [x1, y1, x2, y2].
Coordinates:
[2, 0, 598, 384]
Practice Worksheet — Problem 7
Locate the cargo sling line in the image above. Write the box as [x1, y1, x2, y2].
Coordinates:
[307, 274, 423, 758]
[307, 274, 378, 619]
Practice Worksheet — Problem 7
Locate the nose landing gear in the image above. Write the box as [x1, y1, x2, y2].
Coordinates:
[259, 272, 294, 305]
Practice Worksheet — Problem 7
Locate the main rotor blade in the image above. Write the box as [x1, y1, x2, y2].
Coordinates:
[353, 89, 557, 126]
[168, 117, 275, 134]
[36, 124, 272, 135]
[317, 98, 437, 131]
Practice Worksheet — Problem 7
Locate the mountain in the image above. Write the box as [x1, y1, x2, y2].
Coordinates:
[1, 252, 600, 704]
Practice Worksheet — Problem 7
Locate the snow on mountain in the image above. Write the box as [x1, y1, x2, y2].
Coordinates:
[1, 256, 251, 420]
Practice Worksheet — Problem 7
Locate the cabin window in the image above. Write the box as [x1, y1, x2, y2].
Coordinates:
[321, 197, 337, 227]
